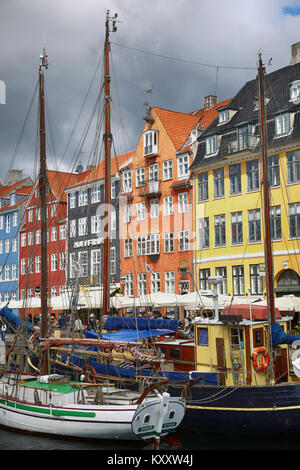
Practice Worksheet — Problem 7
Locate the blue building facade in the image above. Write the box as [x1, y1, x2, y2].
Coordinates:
[0, 179, 32, 310]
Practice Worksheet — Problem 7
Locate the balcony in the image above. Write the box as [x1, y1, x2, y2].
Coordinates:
[138, 179, 161, 197]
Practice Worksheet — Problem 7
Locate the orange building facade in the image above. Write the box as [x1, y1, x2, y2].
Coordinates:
[119, 98, 230, 317]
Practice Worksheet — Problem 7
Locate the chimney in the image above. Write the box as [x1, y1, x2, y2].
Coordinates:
[290, 42, 300, 65]
[203, 95, 217, 110]
[8, 169, 23, 185]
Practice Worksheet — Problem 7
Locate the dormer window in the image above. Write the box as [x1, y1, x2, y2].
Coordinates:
[290, 80, 300, 103]
[275, 113, 291, 137]
[218, 109, 229, 124]
[205, 135, 217, 156]
[10, 193, 16, 206]
[143, 130, 158, 156]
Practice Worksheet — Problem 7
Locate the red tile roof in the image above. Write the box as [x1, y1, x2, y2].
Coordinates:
[191, 98, 232, 131]
[0, 178, 29, 197]
[153, 107, 200, 151]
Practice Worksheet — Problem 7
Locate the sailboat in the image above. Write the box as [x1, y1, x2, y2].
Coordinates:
[0, 12, 186, 446]
[165, 53, 300, 436]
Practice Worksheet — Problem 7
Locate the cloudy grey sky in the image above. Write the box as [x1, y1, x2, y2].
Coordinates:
[1, 0, 300, 181]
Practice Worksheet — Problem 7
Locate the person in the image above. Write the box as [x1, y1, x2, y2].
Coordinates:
[58, 313, 66, 330]
[74, 317, 83, 334]
[1, 323, 7, 341]
[89, 313, 96, 331]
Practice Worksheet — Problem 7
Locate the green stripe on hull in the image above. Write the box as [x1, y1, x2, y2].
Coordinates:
[0, 399, 96, 418]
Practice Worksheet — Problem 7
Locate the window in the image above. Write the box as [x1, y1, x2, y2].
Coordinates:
[28, 257, 34, 274]
[5, 214, 10, 233]
[136, 202, 145, 221]
[164, 232, 174, 253]
[214, 214, 226, 246]
[248, 209, 261, 242]
[275, 113, 291, 136]
[198, 328, 208, 346]
[20, 289, 26, 300]
[78, 251, 88, 277]
[91, 250, 101, 279]
[198, 172, 208, 201]
[177, 154, 189, 179]
[36, 230, 41, 244]
[229, 164, 241, 195]
[163, 160, 173, 180]
[12, 237, 17, 252]
[136, 168, 145, 187]
[111, 180, 116, 199]
[232, 265, 245, 295]
[51, 204, 57, 217]
[198, 217, 209, 249]
[36, 208, 41, 220]
[123, 169, 132, 192]
[238, 124, 255, 151]
[91, 214, 101, 234]
[51, 227, 57, 241]
[59, 252, 66, 271]
[124, 204, 132, 223]
[35, 256, 41, 273]
[216, 267, 227, 294]
[51, 254, 58, 271]
[179, 280, 190, 294]
[125, 274, 133, 296]
[270, 206, 282, 240]
[287, 150, 300, 184]
[218, 109, 229, 124]
[0, 216, 3, 230]
[78, 217, 87, 236]
[28, 209, 33, 222]
[149, 163, 158, 186]
[68, 253, 76, 278]
[138, 273, 147, 296]
[199, 268, 210, 290]
[178, 230, 189, 251]
[250, 264, 263, 295]
[151, 272, 160, 293]
[150, 199, 159, 219]
[91, 186, 101, 203]
[59, 225, 66, 240]
[70, 220, 76, 238]
[12, 211, 17, 226]
[247, 160, 259, 191]
[290, 80, 300, 102]
[110, 247, 116, 275]
[78, 189, 88, 206]
[144, 130, 158, 156]
[69, 192, 76, 208]
[231, 211, 243, 244]
[205, 135, 217, 156]
[0, 241, 2, 254]
[27, 232, 33, 246]
[111, 208, 116, 232]
[178, 192, 188, 213]
[163, 196, 173, 216]
[4, 265, 9, 280]
[124, 238, 133, 257]
[213, 168, 224, 198]
[253, 327, 264, 347]
[51, 286, 57, 297]
[137, 233, 160, 256]
[21, 258, 26, 275]
[289, 202, 300, 238]
[268, 155, 280, 187]
[165, 271, 175, 293]
[5, 239, 9, 253]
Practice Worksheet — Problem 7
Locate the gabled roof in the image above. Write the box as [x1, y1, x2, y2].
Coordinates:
[0, 178, 29, 198]
[67, 151, 136, 188]
[0, 196, 29, 212]
[153, 107, 200, 151]
[191, 61, 300, 170]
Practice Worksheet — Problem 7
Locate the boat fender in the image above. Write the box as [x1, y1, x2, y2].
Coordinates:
[252, 347, 270, 372]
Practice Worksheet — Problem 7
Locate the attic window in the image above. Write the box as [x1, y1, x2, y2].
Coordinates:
[275, 113, 291, 137]
[218, 109, 229, 124]
[205, 135, 217, 156]
[290, 80, 300, 103]
[144, 130, 158, 157]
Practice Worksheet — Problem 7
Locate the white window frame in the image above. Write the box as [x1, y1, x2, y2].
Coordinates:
[163, 196, 173, 216]
[178, 192, 188, 213]
[177, 154, 189, 179]
[163, 160, 173, 181]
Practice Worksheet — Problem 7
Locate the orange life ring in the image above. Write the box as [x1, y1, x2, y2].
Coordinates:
[252, 347, 270, 372]
[84, 364, 97, 383]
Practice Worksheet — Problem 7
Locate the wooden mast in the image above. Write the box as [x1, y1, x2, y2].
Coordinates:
[102, 11, 118, 318]
[39, 48, 49, 375]
[257, 53, 276, 326]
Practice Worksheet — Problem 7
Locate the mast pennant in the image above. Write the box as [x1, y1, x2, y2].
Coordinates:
[40, 48, 48, 69]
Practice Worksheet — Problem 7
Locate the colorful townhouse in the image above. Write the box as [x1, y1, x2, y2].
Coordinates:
[0, 175, 33, 310]
[65, 151, 134, 296]
[119, 99, 230, 317]
[191, 43, 300, 300]
[18, 169, 86, 319]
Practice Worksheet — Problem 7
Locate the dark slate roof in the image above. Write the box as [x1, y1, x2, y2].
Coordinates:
[191, 61, 300, 170]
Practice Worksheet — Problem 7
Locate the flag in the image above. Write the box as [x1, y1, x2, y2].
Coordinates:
[40, 48, 48, 68]
[145, 262, 153, 274]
